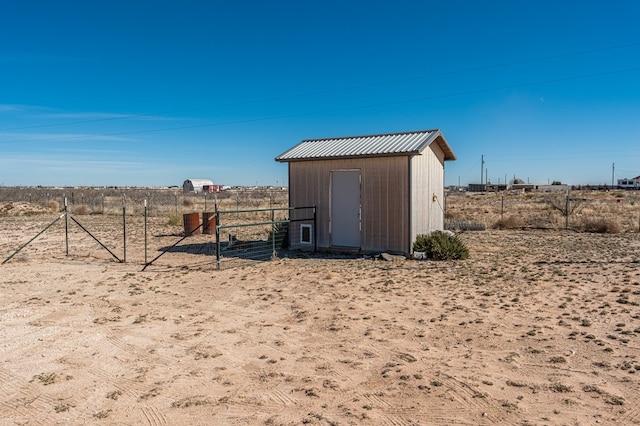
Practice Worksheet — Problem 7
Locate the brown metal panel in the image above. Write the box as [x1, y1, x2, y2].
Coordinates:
[358, 156, 408, 253]
[288, 156, 410, 253]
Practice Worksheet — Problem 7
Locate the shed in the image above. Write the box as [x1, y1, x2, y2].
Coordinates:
[275, 129, 456, 254]
[183, 179, 214, 194]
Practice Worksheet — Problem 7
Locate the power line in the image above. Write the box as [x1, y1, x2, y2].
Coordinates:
[1, 41, 639, 132]
[485, 148, 640, 160]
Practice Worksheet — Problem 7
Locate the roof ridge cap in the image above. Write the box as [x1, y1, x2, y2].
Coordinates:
[302, 129, 438, 143]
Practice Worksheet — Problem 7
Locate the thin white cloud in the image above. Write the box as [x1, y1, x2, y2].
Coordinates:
[0, 154, 151, 169]
[0, 132, 139, 143]
[0, 104, 180, 123]
[34, 112, 134, 120]
[0, 104, 28, 112]
[32, 112, 179, 121]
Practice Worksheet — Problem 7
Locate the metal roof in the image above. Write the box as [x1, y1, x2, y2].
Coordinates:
[275, 129, 456, 162]
[183, 179, 214, 186]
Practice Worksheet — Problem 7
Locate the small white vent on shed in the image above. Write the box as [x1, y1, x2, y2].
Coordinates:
[300, 224, 312, 244]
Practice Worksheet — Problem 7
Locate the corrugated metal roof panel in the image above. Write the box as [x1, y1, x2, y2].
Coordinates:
[275, 129, 456, 162]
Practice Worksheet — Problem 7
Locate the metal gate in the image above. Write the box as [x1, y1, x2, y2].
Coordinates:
[214, 206, 316, 270]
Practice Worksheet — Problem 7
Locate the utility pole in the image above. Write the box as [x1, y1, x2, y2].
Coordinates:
[480, 155, 484, 186]
[612, 163, 615, 187]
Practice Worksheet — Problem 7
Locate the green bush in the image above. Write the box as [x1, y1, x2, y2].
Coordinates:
[413, 231, 469, 260]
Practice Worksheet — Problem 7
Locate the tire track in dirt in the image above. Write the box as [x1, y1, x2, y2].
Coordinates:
[87, 367, 140, 400]
[87, 299, 172, 426]
[616, 398, 639, 423]
[324, 346, 507, 425]
[194, 371, 303, 422]
[0, 368, 59, 424]
[98, 327, 175, 365]
[436, 373, 507, 423]
[212, 391, 292, 422]
[87, 367, 168, 426]
[361, 392, 393, 408]
[266, 388, 299, 406]
[90, 298, 176, 365]
[259, 340, 296, 356]
[140, 404, 168, 426]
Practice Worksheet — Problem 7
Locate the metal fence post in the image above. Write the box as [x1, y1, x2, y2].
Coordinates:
[215, 202, 221, 270]
[144, 199, 148, 265]
[122, 194, 126, 262]
[64, 197, 69, 256]
[271, 208, 276, 259]
[565, 191, 569, 230]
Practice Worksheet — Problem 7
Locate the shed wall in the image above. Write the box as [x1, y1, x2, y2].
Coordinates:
[288, 156, 410, 253]
[410, 141, 446, 246]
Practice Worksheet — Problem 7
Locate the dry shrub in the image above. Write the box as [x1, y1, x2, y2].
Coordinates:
[444, 210, 460, 220]
[167, 213, 183, 226]
[494, 216, 524, 229]
[48, 200, 60, 212]
[528, 213, 558, 229]
[74, 204, 90, 215]
[579, 217, 622, 234]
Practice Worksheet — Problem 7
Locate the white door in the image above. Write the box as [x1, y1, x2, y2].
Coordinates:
[331, 170, 361, 247]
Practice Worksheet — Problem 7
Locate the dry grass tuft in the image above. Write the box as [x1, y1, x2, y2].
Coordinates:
[494, 216, 524, 230]
[74, 204, 90, 215]
[578, 218, 622, 234]
[47, 200, 60, 211]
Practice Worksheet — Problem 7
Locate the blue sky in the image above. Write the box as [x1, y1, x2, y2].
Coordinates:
[1, 0, 639, 187]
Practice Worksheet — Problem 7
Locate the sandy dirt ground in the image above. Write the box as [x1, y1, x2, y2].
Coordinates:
[1, 206, 640, 425]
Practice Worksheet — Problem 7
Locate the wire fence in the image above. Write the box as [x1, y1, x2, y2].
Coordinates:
[2, 202, 316, 270]
[4, 186, 638, 268]
[0, 186, 288, 217]
[214, 206, 315, 270]
[444, 189, 640, 233]
[1, 187, 297, 270]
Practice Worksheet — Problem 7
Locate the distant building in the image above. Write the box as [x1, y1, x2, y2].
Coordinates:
[467, 184, 487, 192]
[202, 184, 223, 193]
[618, 176, 640, 190]
[183, 179, 214, 194]
[469, 183, 570, 192]
[533, 184, 570, 192]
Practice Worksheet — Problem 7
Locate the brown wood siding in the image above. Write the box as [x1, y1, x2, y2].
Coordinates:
[410, 139, 446, 248]
[288, 156, 409, 253]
